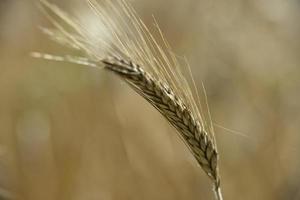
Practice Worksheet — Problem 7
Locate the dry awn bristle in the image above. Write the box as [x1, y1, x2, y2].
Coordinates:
[37, 0, 223, 199]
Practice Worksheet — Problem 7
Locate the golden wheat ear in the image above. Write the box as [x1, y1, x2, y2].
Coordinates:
[102, 56, 222, 200]
[36, 0, 223, 199]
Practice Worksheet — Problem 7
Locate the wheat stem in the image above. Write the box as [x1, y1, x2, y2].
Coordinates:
[214, 182, 223, 200]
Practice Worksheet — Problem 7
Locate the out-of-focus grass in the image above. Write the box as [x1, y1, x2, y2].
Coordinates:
[0, 0, 300, 199]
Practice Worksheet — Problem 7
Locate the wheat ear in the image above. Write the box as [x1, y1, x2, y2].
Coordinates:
[102, 56, 222, 200]
[36, 0, 224, 199]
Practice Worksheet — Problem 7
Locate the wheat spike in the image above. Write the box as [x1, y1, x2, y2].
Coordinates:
[103, 56, 222, 200]
[103, 56, 219, 179]
[36, 0, 223, 199]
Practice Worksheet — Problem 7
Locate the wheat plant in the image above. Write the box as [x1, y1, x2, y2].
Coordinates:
[33, 0, 224, 199]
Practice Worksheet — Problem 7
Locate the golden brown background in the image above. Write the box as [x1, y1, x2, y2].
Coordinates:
[0, 0, 300, 199]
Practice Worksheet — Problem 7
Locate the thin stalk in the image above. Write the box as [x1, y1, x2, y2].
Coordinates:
[213, 183, 223, 200]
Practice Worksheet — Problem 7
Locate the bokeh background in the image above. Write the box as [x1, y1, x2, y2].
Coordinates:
[1, 0, 300, 199]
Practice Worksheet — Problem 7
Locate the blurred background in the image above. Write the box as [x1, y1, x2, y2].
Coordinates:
[1, 0, 300, 199]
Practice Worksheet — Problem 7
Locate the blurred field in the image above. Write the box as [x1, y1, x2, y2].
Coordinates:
[1, 0, 300, 199]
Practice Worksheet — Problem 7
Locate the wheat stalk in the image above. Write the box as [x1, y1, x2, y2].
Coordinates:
[35, 0, 224, 199]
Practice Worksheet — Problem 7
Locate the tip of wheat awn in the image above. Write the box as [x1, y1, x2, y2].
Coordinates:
[35, 0, 224, 199]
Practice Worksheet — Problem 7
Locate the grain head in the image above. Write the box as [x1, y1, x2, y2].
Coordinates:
[34, 0, 224, 199]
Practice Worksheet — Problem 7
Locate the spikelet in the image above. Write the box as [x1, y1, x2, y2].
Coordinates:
[35, 0, 223, 199]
